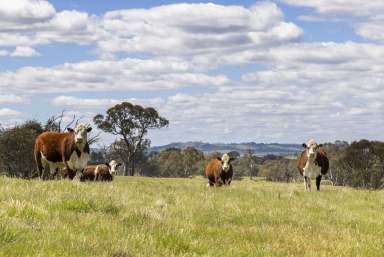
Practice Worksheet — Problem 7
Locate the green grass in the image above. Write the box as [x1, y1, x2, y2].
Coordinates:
[0, 176, 384, 257]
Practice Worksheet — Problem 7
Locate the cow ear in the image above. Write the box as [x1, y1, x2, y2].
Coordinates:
[67, 128, 74, 132]
[87, 127, 92, 132]
[116, 163, 122, 168]
[229, 157, 236, 162]
[216, 157, 222, 161]
[318, 144, 323, 148]
[302, 143, 307, 148]
[105, 162, 111, 168]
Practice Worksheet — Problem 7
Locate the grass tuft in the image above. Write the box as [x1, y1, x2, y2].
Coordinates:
[0, 225, 20, 244]
[51, 199, 95, 213]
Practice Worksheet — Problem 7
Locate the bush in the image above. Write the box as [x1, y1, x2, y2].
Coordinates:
[259, 157, 299, 183]
[330, 140, 384, 189]
[0, 120, 43, 178]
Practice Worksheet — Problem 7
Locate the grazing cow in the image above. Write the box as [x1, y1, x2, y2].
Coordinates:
[297, 139, 329, 191]
[81, 160, 122, 181]
[34, 124, 92, 179]
[205, 153, 235, 187]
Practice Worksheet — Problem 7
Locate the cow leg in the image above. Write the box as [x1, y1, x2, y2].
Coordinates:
[37, 164, 43, 179]
[208, 178, 214, 187]
[34, 149, 44, 179]
[38, 166, 45, 180]
[206, 174, 214, 187]
[316, 175, 322, 191]
[67, 168, 76, 180]
[216, 176, 224, 187]
[53, 168, 59, 180]
[41, 163, 51, 180]
[304, 176, 307, 191]
[48, 166, 57, 180]
[77, 170, 83, 180]
[307, 177, 311, 191]
[39, 160, 50, 180]
[304, 176, 311, 191]
[73, 170, 82, 181]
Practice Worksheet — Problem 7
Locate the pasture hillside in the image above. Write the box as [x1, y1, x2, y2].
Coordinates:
[149, 142, 302, 156]
[0, 176, 383, 256]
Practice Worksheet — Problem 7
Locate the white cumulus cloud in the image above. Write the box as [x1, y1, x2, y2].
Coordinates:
[281, 0, 384, 42]
[0, 57, 229, 93]
[98, 2, 302, 57]
[0, 0, 55, 23]
[0, 108, 22, 117]
[0, 1, 302, 60]
[0, 94, 26, 103]
[10, 46, 40, 57]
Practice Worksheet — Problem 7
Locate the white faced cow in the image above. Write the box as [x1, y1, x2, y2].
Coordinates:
[34, 124, 92, 179]
[297, 139, 329, 191]
[205, 153, 234, 187]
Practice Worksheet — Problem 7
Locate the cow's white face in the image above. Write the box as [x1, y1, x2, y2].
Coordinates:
[303, 139, 323, 159]
[218, 153, 233, 172]
[108, 160, 122, 174]
[69, 124, 92, 145]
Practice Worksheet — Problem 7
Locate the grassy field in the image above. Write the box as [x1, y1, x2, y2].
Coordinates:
[0, 176, 384, 257]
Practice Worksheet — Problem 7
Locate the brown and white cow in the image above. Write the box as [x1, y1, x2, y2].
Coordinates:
[205, 153, 235, 187]
[297, 139, 329, 191]
[81, 160, 122, 181]
[34, 124, 92, 179]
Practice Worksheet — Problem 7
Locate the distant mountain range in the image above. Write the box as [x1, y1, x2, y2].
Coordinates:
[150, 142, 302, 156]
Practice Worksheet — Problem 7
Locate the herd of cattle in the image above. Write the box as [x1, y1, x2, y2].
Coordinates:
[33, 124, 329, 191]
[34, 124, 121, 181]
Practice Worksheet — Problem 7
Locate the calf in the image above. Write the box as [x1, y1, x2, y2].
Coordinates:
[81, 160, 122, 181]
[297, 139, 329, 191]
[205, 153, 235, 187]
[34, 124, 92, 179]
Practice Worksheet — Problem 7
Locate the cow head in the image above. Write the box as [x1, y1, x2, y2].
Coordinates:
[67, 124, 92, 145]
[302, 139, 323, 159]
[106, 160, 122, 174]
[217, 153, 235, 172]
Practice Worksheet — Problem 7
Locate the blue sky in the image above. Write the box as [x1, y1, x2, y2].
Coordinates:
[0, 0, 384, 146]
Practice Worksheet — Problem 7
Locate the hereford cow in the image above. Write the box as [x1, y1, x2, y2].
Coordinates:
[205, 153, 235, 187]
[34, 124, 92, 179]
[81, 160, 122, 181]
[297, 139, 329, 191]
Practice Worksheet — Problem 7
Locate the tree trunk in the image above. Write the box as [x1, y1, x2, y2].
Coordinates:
[130, 154, 135, 176]
[124, 162, 129, 176]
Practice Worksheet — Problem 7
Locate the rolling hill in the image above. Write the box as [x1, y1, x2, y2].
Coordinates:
[150, 142, 302, 156]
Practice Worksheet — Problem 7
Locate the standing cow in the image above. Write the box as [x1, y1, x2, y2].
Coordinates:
[81, 160, 122, 181]
[297, 139, 329, 191]
[205, 153, 235, 187]
[34, 124, 92, 179]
